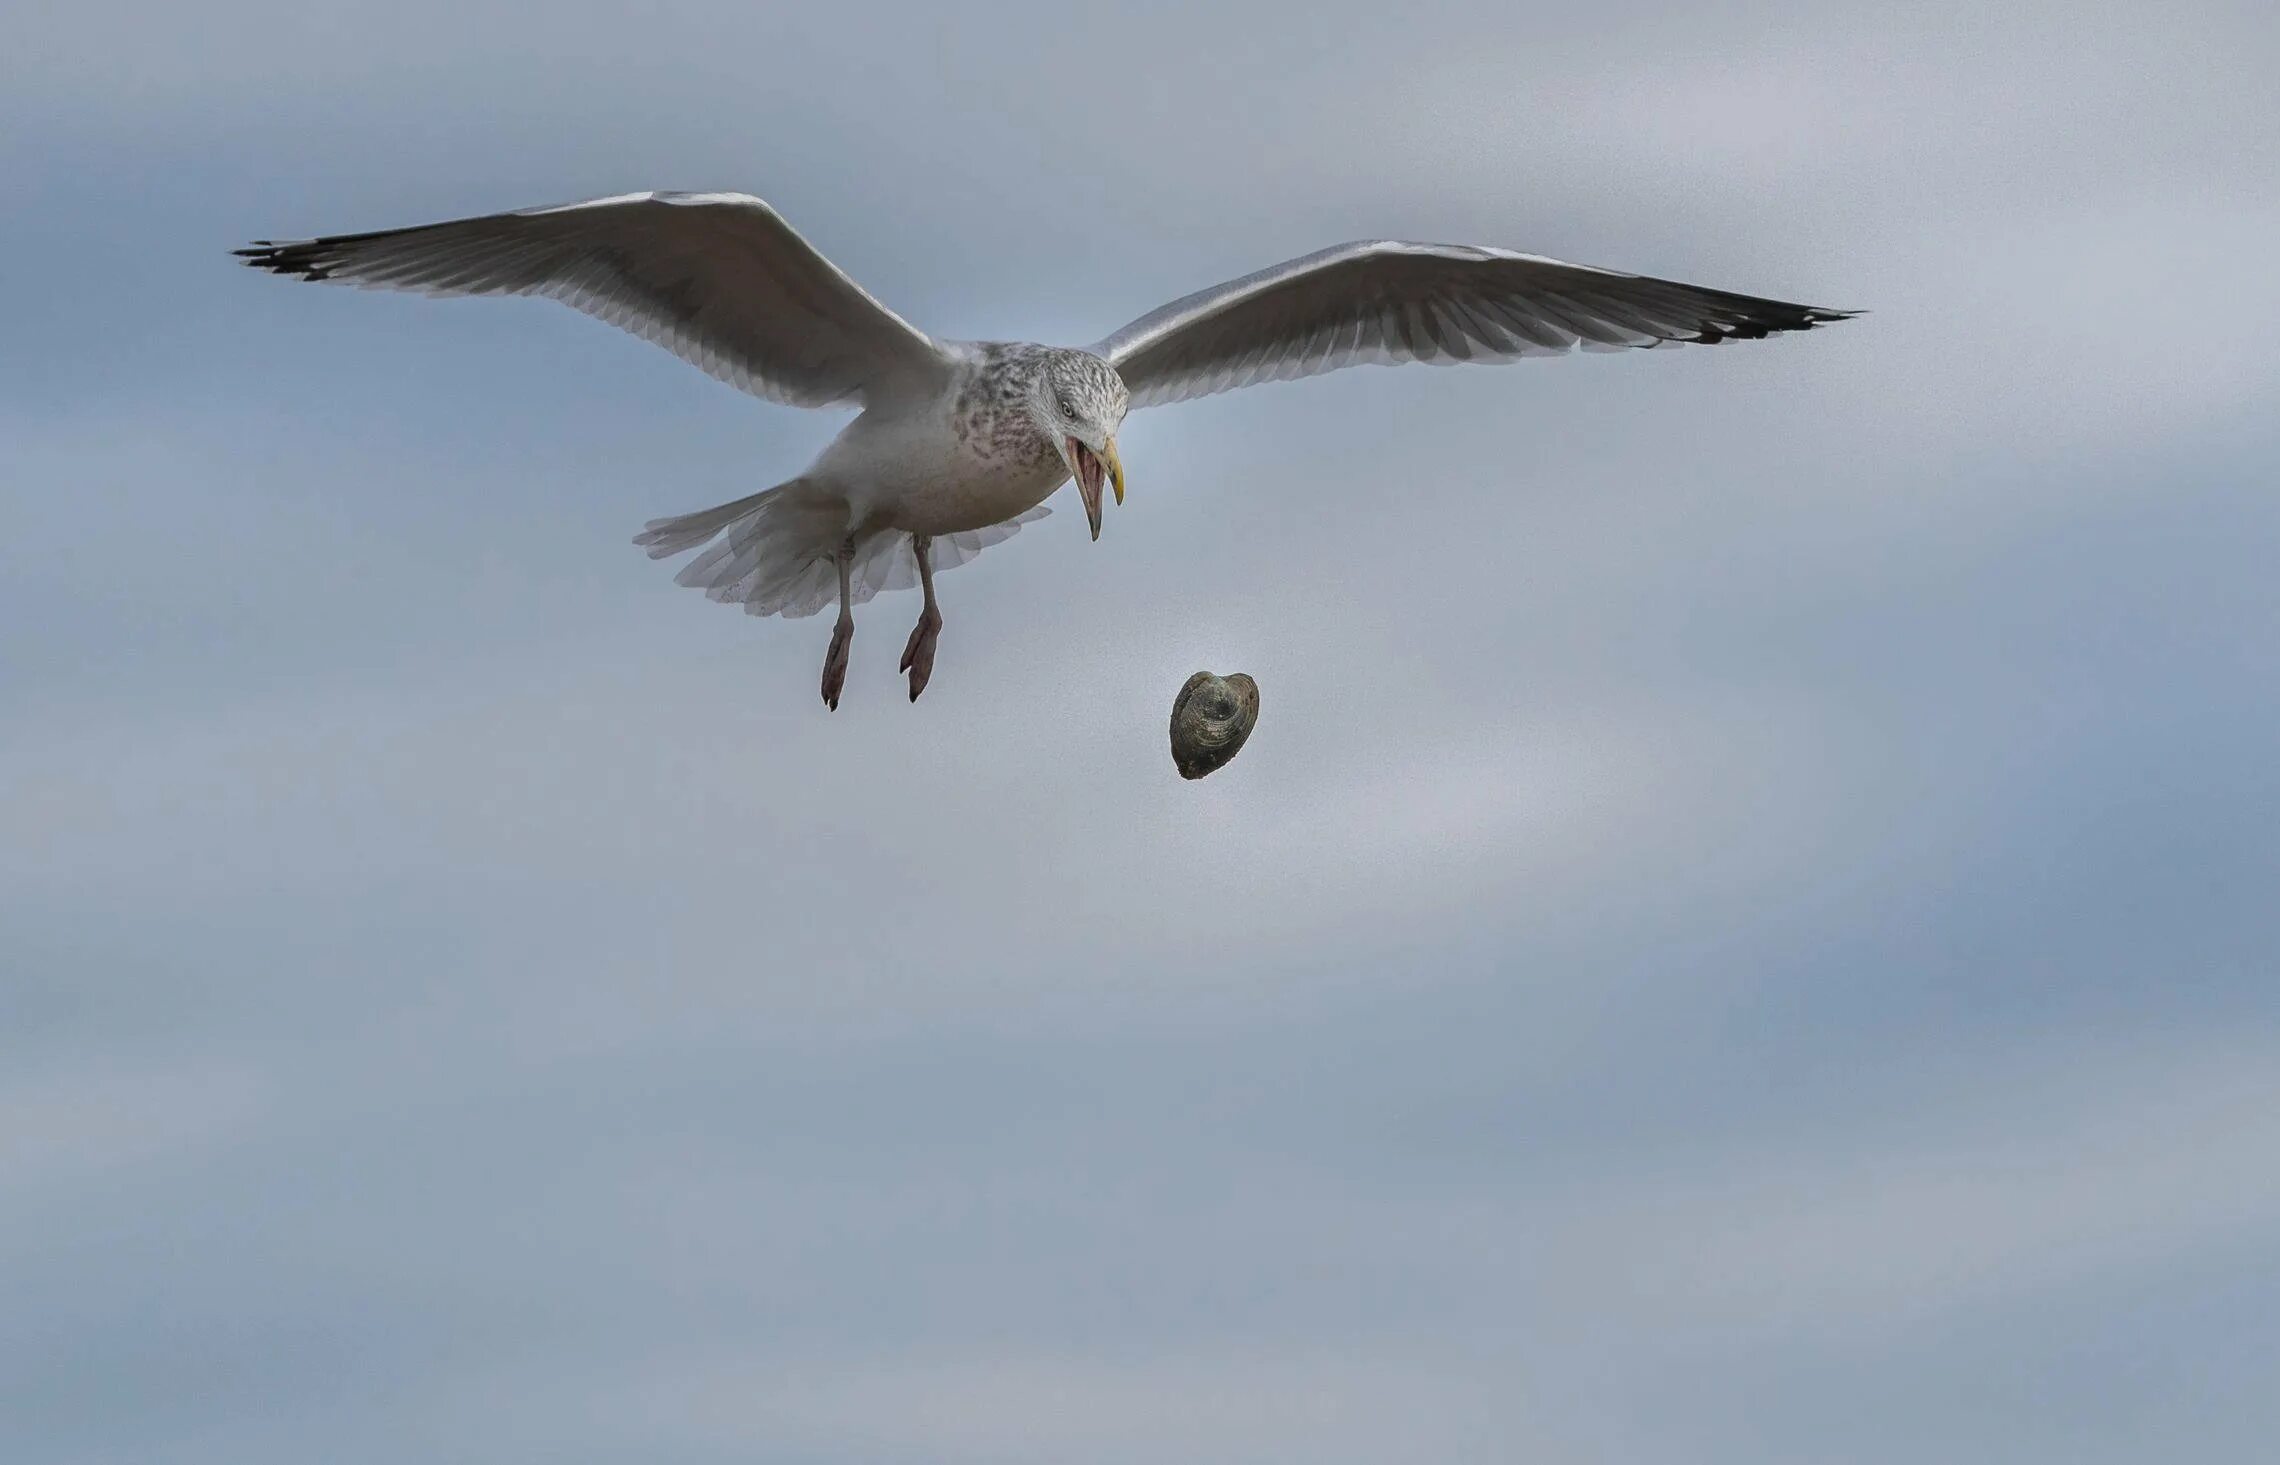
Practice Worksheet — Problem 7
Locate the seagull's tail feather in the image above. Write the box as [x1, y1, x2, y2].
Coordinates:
[633, 480, 1051, 621]
[632, 487, 779, 559]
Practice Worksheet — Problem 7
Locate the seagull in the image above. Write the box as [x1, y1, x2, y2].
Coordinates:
[238, 190, 1852, 707]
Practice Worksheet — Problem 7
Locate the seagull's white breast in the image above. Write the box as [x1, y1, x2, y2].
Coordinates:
[814, 345, 1070, 538]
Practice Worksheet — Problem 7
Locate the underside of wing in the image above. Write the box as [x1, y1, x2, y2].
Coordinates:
[238, 191, 953, 409]
[1093, 240, 1856, 408]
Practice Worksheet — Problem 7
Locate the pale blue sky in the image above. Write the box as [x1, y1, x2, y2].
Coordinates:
[5, 2, 2279, 1462]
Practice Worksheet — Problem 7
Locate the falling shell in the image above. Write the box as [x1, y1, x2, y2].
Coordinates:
[1170, 671, 1261, 780]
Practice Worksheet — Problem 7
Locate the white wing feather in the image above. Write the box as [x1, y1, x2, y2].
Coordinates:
[1092, 240, 1854, 409]
[239, 191, 953, 409]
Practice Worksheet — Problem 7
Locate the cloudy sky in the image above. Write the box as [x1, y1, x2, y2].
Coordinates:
[6, 1, 2278, 1461]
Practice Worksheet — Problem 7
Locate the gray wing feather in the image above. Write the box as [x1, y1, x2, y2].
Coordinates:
[1092, 241, 1856, 409]
[238, 191, 952, 409]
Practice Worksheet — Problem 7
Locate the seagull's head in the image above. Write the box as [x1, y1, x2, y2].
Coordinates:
[1034, 350, 1128, 541]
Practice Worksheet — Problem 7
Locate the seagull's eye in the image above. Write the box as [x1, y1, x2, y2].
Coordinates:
[1057, 394, 1077, 417]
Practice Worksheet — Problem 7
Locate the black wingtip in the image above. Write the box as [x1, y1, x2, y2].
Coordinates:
[1691, 304, 1862, 346]
[234, 240, 333, 281]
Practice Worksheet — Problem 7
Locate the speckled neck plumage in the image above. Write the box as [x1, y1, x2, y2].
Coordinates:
[950, 343, 1065, 476]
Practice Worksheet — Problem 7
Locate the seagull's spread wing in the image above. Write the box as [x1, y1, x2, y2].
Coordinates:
[1092, 241, 1855, 409]
[238, 191, 952, 409]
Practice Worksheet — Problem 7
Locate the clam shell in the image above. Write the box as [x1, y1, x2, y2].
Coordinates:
[1169, 671, 1261, 780]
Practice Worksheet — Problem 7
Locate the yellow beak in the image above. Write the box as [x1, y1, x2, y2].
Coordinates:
[1103, 435, 1126, 506]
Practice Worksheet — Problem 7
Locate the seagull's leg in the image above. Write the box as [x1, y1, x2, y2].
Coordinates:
[820, 536, 856, 712]
[898, 533, 943, 703]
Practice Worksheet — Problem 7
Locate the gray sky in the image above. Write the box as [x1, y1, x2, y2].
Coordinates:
[5, 1, 2279, 1461]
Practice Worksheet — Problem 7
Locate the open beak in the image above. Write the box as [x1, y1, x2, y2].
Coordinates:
[1064, 435, 1125, 542]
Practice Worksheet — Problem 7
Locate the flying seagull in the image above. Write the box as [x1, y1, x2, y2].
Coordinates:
[238, 190, 1853, 707]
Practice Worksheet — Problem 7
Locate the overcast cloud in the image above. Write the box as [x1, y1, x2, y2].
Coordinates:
[5, 2, 2278, 1461]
